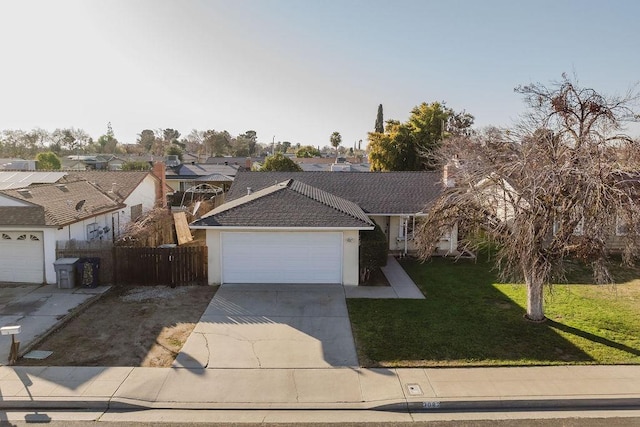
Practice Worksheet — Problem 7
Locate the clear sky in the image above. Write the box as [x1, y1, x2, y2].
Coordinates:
[1, 0, 639, 147]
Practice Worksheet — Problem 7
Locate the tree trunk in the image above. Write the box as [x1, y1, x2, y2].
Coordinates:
[524, 270, 545, 322]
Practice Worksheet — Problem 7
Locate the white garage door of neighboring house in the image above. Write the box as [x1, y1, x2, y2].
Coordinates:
[0, 231, 44, 284]
[222, 232, 343, 284]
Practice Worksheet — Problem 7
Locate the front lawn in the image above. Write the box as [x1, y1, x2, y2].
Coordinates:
[347, 255, 640, 367]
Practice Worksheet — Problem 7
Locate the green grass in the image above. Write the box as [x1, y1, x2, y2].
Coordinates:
[347, 255, 640, 367]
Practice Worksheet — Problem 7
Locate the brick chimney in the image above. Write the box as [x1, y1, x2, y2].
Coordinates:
[152, 161, 168, 207]
[245, 157, 252, 170]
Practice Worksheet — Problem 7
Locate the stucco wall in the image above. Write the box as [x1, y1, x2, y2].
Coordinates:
[0, 194, 31, 207]
[342, 229, 359, 286]
[43, 228, 57, 284]
[165, 179, 182, 192]
[206, 228, 222, 284]
[56, 213, 114, 242]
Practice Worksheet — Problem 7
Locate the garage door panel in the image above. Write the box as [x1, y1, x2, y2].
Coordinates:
[222, 232, 342, 284]
[0, 231, 44, 283]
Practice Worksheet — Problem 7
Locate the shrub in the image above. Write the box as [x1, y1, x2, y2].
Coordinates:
[359, 224, 388, 283]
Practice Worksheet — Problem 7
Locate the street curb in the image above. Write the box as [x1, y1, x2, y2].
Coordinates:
[0, 397, 110, 410]
[397, 396, 640, 412]
[2, 396, 639, 412]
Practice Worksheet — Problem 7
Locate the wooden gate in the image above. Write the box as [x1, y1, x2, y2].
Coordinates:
[114, 245, 208, 286]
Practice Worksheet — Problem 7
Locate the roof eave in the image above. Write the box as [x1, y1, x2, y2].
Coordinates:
[52, 204, 126, 228]
[189, 225, 374, 231]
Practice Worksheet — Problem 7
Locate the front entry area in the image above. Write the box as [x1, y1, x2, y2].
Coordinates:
[221, 232, 343, 284]
[174, 283, 358, 368]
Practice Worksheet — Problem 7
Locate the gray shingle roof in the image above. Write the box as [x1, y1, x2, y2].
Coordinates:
[227, 171, 444, 214]
[0, 206, 45, 226]
[195, 173, 234, 182]
[192, 179, 373, 228]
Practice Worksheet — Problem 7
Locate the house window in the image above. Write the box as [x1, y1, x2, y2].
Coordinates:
[1, 233, 10, 240]
[131, 204, 143, 221]
[17, 234, 26, 240]
[552, 216, 584, 236]
[30, 234, 40, 241]
[87, 223, 99, 241]
[180, 181, 196, 192]
[573, 217, 584, 236]
[616, 216, 629, 236]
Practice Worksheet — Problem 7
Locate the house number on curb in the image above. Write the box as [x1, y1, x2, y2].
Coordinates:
[422, 401, 441, 409]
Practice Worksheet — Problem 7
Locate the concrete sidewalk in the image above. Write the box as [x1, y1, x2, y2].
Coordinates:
[1, 365, 639, 411]
[345, 255, 425, 299]
[0, 284, 110, 365]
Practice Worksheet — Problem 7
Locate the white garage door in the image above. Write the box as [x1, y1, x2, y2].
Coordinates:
[222, 232, 343, 284]
[0, 231, 44, 284]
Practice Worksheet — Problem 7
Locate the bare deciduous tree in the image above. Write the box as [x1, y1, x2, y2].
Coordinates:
[415, 74, 640, 322]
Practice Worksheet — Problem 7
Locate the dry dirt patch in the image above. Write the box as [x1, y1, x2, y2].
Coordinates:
[18, 285, 216, 367]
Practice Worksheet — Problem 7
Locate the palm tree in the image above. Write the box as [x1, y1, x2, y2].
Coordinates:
[330, 131, 342, 161]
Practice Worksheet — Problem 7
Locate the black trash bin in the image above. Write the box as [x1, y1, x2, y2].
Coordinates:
[76, 257, 100, 288]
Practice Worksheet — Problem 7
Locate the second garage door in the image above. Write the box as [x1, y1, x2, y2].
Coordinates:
[221, 232, 343, 284]
[0, 231, 44, 284]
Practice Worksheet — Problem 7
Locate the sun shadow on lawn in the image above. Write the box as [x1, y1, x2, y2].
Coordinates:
[348, 256, 626, 366]
[546, 320, 640, 357]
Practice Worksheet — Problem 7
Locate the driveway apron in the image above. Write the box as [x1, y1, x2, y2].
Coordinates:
[174, 284, 359, 369]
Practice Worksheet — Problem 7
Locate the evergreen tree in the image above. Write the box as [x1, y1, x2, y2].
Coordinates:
[374, 104, 384, 133]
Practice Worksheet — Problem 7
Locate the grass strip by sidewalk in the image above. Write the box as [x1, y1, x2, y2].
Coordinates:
[347, 255, 640, 367]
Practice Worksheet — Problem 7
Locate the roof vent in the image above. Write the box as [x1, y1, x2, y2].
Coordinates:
[55, 184, 69, 192]
[109, 183, 117, 193]
[17, 189, 32, 198]
[247, 187, 252, 195]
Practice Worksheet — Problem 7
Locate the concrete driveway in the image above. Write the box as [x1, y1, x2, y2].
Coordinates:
[0, 283, 110, 365]
[174, 284, 359, 369]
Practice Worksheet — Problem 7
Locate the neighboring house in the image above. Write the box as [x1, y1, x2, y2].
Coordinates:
[298, 162, 371, 172]
[165, 155, 181, 168]
[0, 180, 125, 284]
[60, 157, 88, 171]
[60, 170, 167, 235]
[449, 159, 634, 254]
[0, 159, 37, 171]
[0, 171, 68, 190]
[165, 163, 243, 193]
[65, 155, 126, 171]
[181, 152, 200, 164]
[289, 156, 370, 172]
[190, 171, 456, 286]
[205, 157, 254, 168]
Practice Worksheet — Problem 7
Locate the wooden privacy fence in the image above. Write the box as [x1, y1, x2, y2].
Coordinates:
[56, 240, 114, 285]
[114, 245, 208, 286]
